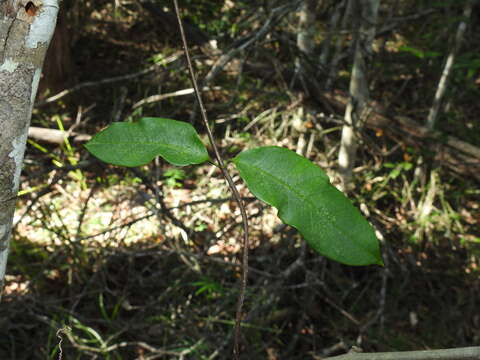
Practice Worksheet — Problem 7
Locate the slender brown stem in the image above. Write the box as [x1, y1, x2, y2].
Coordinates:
[172, 1, 250, 358]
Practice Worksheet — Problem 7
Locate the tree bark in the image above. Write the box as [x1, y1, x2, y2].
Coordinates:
[0, 0, 59, 296]
[338, 0, 379, 190]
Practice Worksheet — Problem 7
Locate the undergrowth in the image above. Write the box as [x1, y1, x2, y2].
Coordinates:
[1, 0, 479, 359]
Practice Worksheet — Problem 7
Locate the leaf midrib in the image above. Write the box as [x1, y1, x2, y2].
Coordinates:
[242, 160, 367, 254]
[91, 140, 204, 159]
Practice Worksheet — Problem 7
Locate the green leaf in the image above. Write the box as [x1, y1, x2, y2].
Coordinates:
[233, 146, 383, 266]
[85, 117, 209, 167]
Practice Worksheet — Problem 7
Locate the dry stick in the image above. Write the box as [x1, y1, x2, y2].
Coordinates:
[133, 86, 222, 109]
[56, 326, 71, 360]
[35, 53, 182, 107]
[324, 346, 480, 360]
[172, 1, 250, 359]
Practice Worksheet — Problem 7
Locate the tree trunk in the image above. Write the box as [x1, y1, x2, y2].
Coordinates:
[292, 0, 317, 156]
[296, 0, 316, 66]
[337, 0, 379, 190]
[0, 0, 59, 296]
[324, 0, 352, 90]
[426, 0, 472, 130]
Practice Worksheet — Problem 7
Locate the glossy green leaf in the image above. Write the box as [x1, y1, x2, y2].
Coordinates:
[85, 117, 209, 167]
[233, 146, 383, 266]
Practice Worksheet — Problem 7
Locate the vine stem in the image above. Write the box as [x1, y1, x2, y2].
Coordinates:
[172, 2, 250, 358]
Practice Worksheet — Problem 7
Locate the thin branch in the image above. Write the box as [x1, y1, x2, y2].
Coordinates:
[202, 2, 301, 86]
[189, 0, 303, 122]
[73, 196, 256, 243]
[132, 86, 222, 109]
[35, 53, 182, 106]
[376, 8, 437, 37]
[172, 2, 250, 359]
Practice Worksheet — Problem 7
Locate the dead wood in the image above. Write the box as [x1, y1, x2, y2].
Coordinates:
[322, 91, 480, 182]
[28, 127, 91, 145]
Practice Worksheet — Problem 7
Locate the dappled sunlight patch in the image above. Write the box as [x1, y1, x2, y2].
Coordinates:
[3, 275, 30, 297]
[207, 240, 240, 256]
[15, 181, 162, 248]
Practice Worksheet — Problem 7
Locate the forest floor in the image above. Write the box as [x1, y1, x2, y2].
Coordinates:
[1, 1, 479, 359]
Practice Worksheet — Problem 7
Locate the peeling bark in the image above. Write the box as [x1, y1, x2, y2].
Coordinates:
[0, 0, 59, 296]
